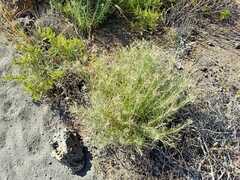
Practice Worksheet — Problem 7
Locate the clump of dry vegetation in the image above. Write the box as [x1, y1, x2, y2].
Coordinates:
[73, 41, 191, 148]
[165, 0, 236, 26]
[0, 2, 29, 41]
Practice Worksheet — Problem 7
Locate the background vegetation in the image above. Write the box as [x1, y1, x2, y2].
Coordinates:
[50, 0, 233, 34]
[50, 0, 177, 33]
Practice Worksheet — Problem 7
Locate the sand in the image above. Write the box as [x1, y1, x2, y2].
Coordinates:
[0, 34, 94, 180]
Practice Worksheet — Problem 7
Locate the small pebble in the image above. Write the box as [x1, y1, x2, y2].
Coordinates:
[208, 42, 215, 47]
[235, 43, 240, 49]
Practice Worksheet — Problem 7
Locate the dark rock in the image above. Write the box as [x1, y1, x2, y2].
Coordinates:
[207, 42, 215, 47]
[35, 14, 78, 37]
[201, 67, 208, 73]
[175, 61, 184, 70]
[51, 128, 85, 174]
[235, 43, 240, 49]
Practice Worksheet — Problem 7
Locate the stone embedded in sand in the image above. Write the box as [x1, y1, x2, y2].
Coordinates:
[51, 128, 85, 174]
[35, 14, 77, 37]
[235, 43, 240, 49]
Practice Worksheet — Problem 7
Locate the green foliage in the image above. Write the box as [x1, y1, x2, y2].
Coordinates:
[6, 27, 86, 100]
[50, 0, 112, 33]
[76, 41, 191, 148]
[50, 0, 176, 32]
[131, 4, 161, 30]
[219, 8, 231, 21]
[115, 0, 170, 30]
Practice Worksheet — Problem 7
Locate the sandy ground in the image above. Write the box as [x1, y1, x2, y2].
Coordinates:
[0, 34, 94, 180]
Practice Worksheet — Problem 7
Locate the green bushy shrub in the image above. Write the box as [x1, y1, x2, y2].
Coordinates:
[75, 41, 191, 148]
[50, 0, 112, 33]
[115, 0, 174, 30]
[6, 27, 86, 100]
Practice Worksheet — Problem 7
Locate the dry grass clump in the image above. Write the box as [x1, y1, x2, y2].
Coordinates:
[165, 0, 236, 27]
[94, 93, 240, 179]
[0, 2, 29, 41]
[74, 41, 192, 148]
[0, 0, 34, 17]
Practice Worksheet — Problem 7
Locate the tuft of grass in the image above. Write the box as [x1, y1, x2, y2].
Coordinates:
[5, 27, 86, 100]
[50, 0, 112, 34]
[219, 8, 231, 21]
[75, 41, 192, 148]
